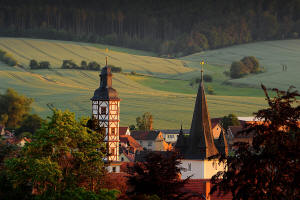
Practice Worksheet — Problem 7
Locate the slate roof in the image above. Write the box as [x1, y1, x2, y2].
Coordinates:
[91, 66, 119, 101]
[131, 130, 161, 141]
[184, 71, 219, 159]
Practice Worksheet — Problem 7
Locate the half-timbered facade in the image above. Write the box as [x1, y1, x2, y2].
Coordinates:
[91, 63, 121, 164]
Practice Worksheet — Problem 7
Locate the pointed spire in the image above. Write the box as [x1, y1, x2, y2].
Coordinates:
[217, 129, 228, 156]
[180, 122, 183, 134]
[185, 60, 219, 159]
[105, 56, 108, 67]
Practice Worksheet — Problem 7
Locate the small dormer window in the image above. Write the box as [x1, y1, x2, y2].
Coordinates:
[101, 107, 106, 115]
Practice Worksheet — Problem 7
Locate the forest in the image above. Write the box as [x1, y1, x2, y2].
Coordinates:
[0, 0, 300, 56]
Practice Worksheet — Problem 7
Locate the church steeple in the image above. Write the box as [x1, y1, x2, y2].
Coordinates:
[91, 56, 119, 101]
[185, 61, 219, 159]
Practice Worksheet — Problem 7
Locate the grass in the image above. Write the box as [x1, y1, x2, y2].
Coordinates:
[0, 63, 266, 129]
[183, 39, 300, 90]
[0, 37, 191, 76]
[4, 37, 296, 128]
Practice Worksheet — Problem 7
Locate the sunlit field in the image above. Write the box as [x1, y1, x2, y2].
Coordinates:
[0, 37, 282, 128]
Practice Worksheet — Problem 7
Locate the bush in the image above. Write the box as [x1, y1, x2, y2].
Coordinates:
[230, 61, 248, 78]
[230, 56, 262, 78]
[131, 71, 136, 75]
[0, 49, 17, 66]
[62, 60, 78, 69]
[88, 61, 101, 71]
[29, 59, 39, 69]
[207, 85, 215, 94]
[203, 74, 213, 82]
[108, 64, 122, 73]
[39, 61, 50, 69]
[81, 60, 87, 69]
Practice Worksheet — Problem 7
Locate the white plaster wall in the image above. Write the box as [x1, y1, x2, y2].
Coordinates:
[180, 159, 225, 179]
[180, 160, 204, 179]
[107, 165, 120, 173]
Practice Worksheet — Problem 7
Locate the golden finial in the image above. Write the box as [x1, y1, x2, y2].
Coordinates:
[200, 60, 207, 81]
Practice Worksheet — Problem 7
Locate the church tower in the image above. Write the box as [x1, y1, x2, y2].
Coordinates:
[91, 58, 120, 166]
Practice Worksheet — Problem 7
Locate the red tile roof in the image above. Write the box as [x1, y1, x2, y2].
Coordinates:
[119, 127, 129, 135]
[120, 135, 143, 151]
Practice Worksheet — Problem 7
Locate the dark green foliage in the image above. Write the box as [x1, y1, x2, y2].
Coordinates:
[107, 64, 122, 73]
[35, 188, 119, 200]
[220, 113, 240, 131]
[4, 109, 110, 198]
[203, 74, 213, 82]
[230, 61, 248, 78]
[29, 60, 50, 69]
[29, 59, 39, 69]
[81, 60, 88, 69]
[129, 124, 136, 130]
[131, 71, 137, 75]
[38, 61, 50, 69]
[211, 85, 300, 199]
[230, 56, 262, 79]
[136, 112, 153, 131]
[207, 85, 215, 95]
[0, 49, 17, 66]
[0, 88, 33, 128]
[127, 151, 189, 200]
[62, 60, 79, 69]
[0, 0, 299, 56]
[88, 61, 101, 71]
[16, 114, 44, 136]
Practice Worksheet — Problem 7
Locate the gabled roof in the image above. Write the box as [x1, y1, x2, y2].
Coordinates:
[185, 71, 219, 159]
[131, 130, 161, 141]
[119, 135, 143, 151]
[215, 130, 228, 156]
[119, 127, 129, 135]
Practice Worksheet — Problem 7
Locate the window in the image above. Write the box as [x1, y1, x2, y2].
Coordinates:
[121, 157, 124, 161]
[111, 127, 115, 135]
[110, 148, 115, 155]
[112, 167, 116, 172]
[101, 107, 106, 115]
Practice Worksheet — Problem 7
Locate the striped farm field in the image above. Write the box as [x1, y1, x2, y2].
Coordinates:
[0, 37, 191, 76]
[183, 39, 300, 90]
[0, 37, 274, 129]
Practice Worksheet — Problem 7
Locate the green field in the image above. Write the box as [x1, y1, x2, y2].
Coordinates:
[183, 39, 300, 90]
[3, 37, 295, 129]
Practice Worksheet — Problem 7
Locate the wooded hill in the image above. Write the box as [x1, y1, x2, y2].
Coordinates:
[0, 0, 300, 56]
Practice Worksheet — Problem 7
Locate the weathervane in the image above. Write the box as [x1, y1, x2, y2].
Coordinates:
[200, 60, 206, 78]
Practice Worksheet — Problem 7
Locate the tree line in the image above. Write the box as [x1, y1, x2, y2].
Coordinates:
[29, 59, 122, 72]
[0, 0, 300, 56]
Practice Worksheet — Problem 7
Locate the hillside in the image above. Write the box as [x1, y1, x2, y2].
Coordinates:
[183, 39, 300, 90]
[0, 38, 272, 129]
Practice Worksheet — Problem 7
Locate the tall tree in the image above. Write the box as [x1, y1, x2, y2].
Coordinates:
[136, 112, 153, 131]
[211, 85, 300, 199]
[5, 109, 110, 198]
[0, 88, 33, 129]
[127, 151, 189, 200]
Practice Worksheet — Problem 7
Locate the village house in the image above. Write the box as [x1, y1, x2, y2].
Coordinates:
[131, 130, 172, 151]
